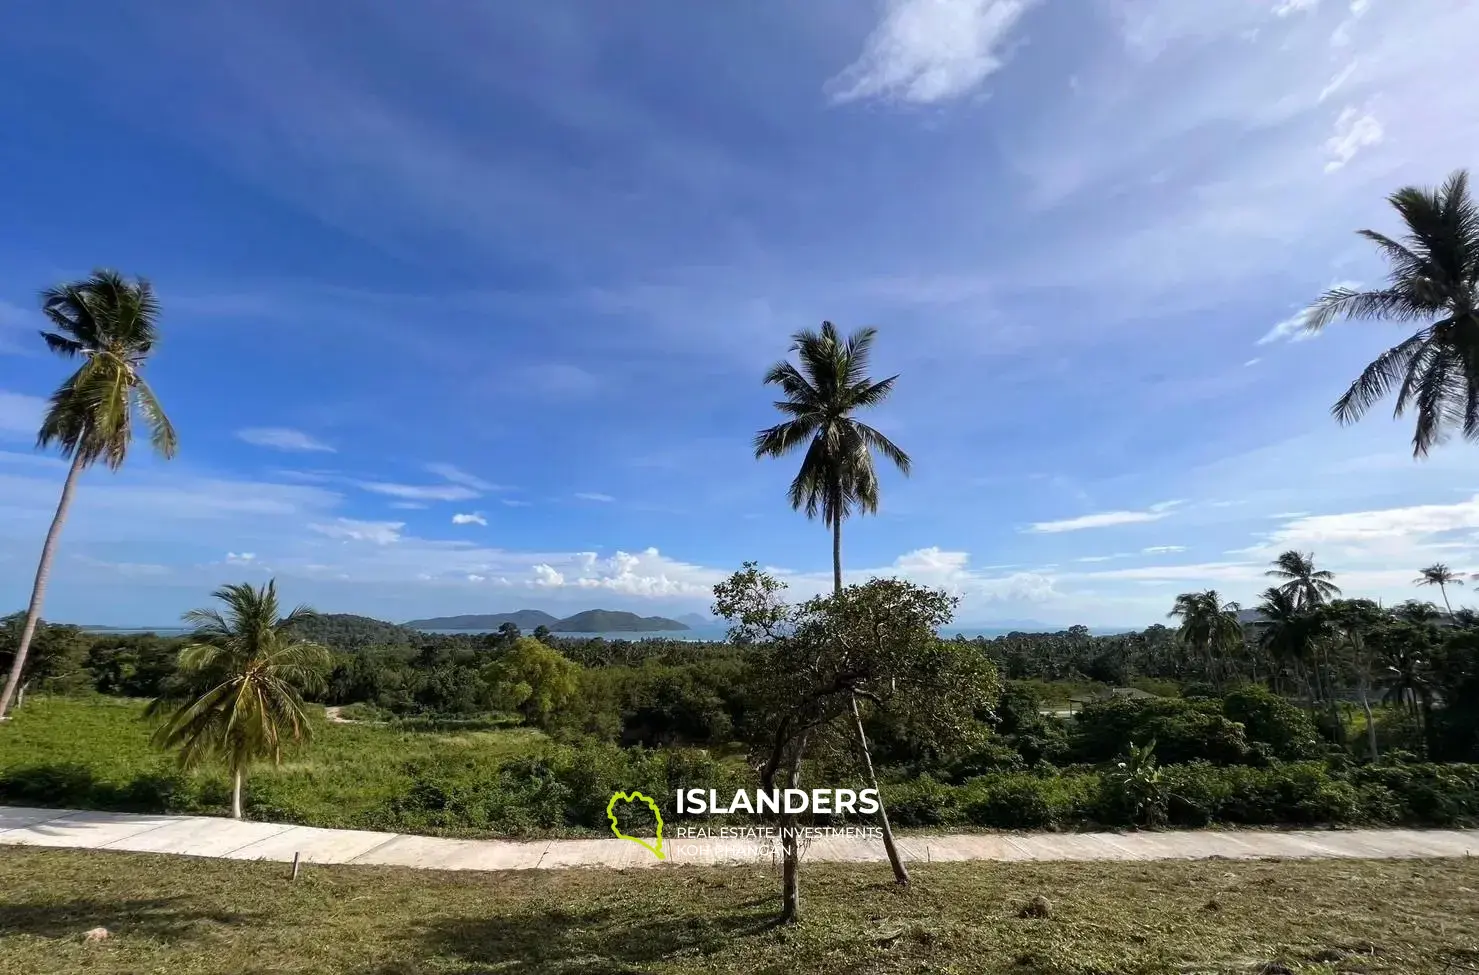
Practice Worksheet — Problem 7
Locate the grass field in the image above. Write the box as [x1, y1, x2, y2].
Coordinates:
[1, 848, 1477, 974]
[0, 696, 549, 832]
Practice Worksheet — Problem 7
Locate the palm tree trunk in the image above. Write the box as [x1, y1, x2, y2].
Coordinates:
[831, 513, 842, 594]
[0, 445, 88, 721]
[231, 767, 244, 820]
[851, 694, 909, 885]
[1440, 584, 1453, 617]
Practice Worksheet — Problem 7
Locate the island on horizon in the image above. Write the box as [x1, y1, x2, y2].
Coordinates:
[402, 608, 691, 633]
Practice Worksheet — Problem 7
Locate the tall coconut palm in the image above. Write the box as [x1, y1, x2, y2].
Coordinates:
[1416, 563, 1463, 615]
[0, 271, 177, 721]
[1167, 590, 1243, 690]
[755, 321, 911, 591]
[1302, 170, 1479, 457]
[148, 581, 328, 819]
[754, 321, 912, 886]
[1266, 550, 1341, 610]
[1253, 588, 1315, 694]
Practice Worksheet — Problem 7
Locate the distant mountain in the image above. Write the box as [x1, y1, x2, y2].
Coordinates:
[552, 609, 689, 632]
[404, 610, 561, 630]
[289, 613, 420, 646]
[403, 608, 689, 632]
[676, 612, 716, 628]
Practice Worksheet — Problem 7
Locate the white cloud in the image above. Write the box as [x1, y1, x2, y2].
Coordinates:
[308, 518, 404, 544]
[501, 499, 533, 508]
[225, 552, 257, 564]
[1025, 500, 1182, 533]
[1274, 0, 1320, 16]
[451, 511, 487, 526]
[1244, 358, 1262, 367]
[1267, 495, 1479, 547]
[1142, 545, 1188, 554]
[425, 463, 500, 491]
[1317, 61, 1358, 103]
[827, 0, 1037, 105]
[1323, 106, 1383, 173]
[1072, 560, 1264, 583]
[389, 501, 428, 510]
[532, 563, 565, 587]
[236, 427, 335, 453]
[575, 492, 616, 503]
[356, 481, 480, 502]
[1257, 310, 1317, 345]
[466, 573, 486, 582]
[0, 390, 45, 438]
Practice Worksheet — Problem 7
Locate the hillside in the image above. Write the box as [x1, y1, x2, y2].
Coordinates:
[290, 613, 420, 646]
[403, 610, 561, 631]
[552, 609, 689, 632]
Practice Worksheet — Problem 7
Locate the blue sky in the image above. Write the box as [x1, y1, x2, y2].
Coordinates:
[3, 0, 1479, 627]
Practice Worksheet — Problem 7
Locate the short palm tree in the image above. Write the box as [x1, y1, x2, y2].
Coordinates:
[754, 321, 911, 592]
[1303, 170, 1479, 456]
[0, 271, 177, 721]
[148, 581, 328, 819]
[1254, 587, 1316, 690]
[1416, 563, 1463, 615]
[1266, 551, 1341, 610]
[1167, 590, 1243, 689]
[754, 321, 911, 887]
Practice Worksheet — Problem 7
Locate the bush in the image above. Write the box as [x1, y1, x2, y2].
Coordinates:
[1160, 762, 1364, 826]
[1221, 685, 1322, 760]
[1071, 697, 1251, 766]
[1353, 763, 1479, 826]
[958, 772, 1099, 829]
[883, 775, 963, 826]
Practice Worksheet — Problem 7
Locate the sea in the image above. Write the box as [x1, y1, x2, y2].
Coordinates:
[84, 624, 1124, 642]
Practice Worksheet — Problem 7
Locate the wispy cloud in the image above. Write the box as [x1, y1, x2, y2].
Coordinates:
[308, 518, 404, 545]
[1142, 545, 1188, 555]
[425, 463, 501, 491]
[451, 511, 487, 526]
[235, 427, 336, 453]
[1025, 501, 1183, 534]
[827, 0, 1037, 105]
[575, 492, 616, 503]
[356, 481, 480, 502]
[1323, 106, 1383, 173]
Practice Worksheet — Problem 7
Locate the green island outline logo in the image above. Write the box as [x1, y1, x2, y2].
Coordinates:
[606, 790, 665, 860]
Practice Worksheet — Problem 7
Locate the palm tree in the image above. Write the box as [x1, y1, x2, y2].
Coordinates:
[1416, 563, 1463, 615]
[754, 321, 912, 887]
[1302, 170, 1479, 456]
[1253, 588, 1315, 695]
[0, 271, 177, 721]
[148, 581, 328, 819]
[1167, 590, 1243, 690]
[755, 321, 911, 592]
[1266, 550, 1341, 610]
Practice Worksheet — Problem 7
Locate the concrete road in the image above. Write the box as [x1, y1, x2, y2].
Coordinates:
[2, 805, 1475, 871]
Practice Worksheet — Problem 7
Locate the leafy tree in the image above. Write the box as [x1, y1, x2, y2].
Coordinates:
[0, 271, 177, 720]
[1324, 598, 1389, 758]
[713, 565, 998, 923]
[147, 581, 328, 819]
[1167, 591, 1243, 690]
[1266, 551, 1341, 610]
[483, 637, 580, 727]
[0, 614, 91, 701]
[1303, 170, 1479, 456]
[754, 321, 910, 593]
[1417, 563, 1463, 615]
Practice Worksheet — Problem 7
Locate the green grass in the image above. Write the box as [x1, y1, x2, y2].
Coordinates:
[0, 696, 548, 832]
[2, 848, 1477, 974]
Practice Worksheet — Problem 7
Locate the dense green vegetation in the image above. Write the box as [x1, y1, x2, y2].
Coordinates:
[5, 847, 1479, 974]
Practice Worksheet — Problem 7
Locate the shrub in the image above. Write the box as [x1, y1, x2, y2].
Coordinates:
[1353, 763, 1479, 826]
[958, 772, 1099, 829]
[1071, 697, 1251, 766]
[883, 775, 963, 827]
[1221, 685, 1321, 760]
